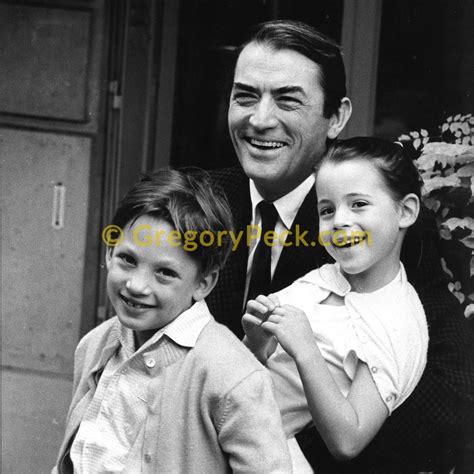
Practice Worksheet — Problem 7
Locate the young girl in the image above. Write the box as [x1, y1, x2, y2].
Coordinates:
[243, 137, 429, 471]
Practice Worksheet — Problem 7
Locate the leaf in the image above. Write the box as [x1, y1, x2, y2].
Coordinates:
[462, 122, 471, 135]
[460, 234, 474, 249]
[456, 163, 474, 177]
[440, 257, 454, 278]
[442, 123, 449, 132]
[422, 142, 471, 157]
[453, 291, 465, 304]
[414, 138, 421, 150]
[399, 134, 411, 140]
[454, 114, 461, 121]
[422, 175, 460, 193]
[442, 217, 474, 232]
[417, 149, 474, 171]
[447, 116, 453, 123]
[423, 197, 441, 212]
[465, 304, 474, 318]
[457, 150, 474, 165]
[421, 129, 429, 137]
[440, 227, 452, 240]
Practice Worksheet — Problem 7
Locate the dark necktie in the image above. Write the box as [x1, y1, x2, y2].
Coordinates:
[246, 201, 279, 303]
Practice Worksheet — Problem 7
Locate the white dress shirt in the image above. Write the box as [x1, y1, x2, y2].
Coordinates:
[244, 175, 316, 305]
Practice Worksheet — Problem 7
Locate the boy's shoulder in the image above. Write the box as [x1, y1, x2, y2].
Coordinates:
[191, 318, 266, 384]
[76, 316, 119, 354]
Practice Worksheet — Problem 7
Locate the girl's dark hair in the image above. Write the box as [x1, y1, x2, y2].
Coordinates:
[111, 168, 234, 275]
[319, 137, 423, 201]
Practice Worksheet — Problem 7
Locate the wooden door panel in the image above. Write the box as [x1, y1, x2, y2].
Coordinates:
[1, 128, 91, 374]
[0, 3, 92, 121]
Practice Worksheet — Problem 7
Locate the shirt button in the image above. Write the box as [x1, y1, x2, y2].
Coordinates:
[121, 367, 128, 374]
[144, 454, 151, 463]
[371, 366, 378, 373]
[386, 396, 393, 402]
[145, 358, 156, 368]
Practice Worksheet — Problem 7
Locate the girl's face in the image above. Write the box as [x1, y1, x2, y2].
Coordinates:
[316, 158, 405, 292]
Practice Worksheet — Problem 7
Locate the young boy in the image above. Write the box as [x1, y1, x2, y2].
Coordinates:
[54, 169, 291, 473]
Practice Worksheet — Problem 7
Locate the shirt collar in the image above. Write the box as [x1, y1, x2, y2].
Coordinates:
[309, 262, 405, 297]
[162, 299, 212, 348]
[249, 175, 315, 229]
[117, 300, 212, 353]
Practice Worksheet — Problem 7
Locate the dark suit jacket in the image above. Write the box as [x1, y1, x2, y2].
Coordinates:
[208, 166, 474, 473]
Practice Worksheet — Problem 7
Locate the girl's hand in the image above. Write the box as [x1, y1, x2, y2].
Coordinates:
[242, 294, 279, 360]
[261, 304, 315, 361]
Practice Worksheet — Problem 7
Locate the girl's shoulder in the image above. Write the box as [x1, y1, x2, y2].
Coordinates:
[274, 264, 349, 310]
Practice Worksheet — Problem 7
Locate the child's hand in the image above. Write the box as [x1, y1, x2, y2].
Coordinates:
[242, 294, 279, 360]
[260, 304, 314, 361]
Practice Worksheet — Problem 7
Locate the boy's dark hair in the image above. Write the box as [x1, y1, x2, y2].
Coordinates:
[320, 137, 423, 201]
[111, 168, 234, 275]
[240, 19, 346, 118]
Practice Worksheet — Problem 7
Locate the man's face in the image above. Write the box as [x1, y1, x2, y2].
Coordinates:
[228, 42, 334, 201]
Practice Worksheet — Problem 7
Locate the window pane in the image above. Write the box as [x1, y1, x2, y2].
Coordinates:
[374, 0, 473, 140]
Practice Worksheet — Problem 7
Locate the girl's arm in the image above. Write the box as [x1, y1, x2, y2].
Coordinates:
[262, 304, 388, 461]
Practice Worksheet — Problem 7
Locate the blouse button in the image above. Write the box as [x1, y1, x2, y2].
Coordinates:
[386, 396, 393, 402]
[145, 358, 156, 368]
[371, 366, 378, 373]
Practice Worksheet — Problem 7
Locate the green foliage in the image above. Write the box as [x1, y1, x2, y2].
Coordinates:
[400, 114, 474, 318]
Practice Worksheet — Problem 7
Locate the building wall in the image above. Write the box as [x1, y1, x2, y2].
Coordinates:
[1, 1, 107, 471]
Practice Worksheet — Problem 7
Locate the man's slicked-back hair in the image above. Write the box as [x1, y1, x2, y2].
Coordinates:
[241, 20, 347, 118]
[111, 168, 234, 275]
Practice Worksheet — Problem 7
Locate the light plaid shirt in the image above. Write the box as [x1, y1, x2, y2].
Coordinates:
[70, 301, 210, 473]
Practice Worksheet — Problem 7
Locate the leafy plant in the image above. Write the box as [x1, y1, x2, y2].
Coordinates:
[399, 114, 474, 318]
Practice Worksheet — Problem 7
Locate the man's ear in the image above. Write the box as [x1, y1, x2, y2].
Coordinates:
[399, 193, 420, 229]
[327, 97, 352, 139]
[193, 267, 219, 302]
[105, 247, 113, 270]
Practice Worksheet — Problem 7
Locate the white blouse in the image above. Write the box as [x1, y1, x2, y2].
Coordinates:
[267, 263, 429, 438]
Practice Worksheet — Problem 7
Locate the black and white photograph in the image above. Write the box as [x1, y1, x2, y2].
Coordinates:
[1, 1, 473, 472]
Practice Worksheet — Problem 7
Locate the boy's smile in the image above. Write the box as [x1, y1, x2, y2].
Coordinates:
[106, 216, 210, 347]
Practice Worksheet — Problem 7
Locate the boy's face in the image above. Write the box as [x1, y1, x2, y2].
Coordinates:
[106, 215, 215, 347]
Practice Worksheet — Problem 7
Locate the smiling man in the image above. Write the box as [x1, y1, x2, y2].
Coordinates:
[227, 42, 350, 201]
[207, 19, 474, 472]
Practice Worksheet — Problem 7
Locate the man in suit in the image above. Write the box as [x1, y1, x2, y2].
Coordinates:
[207, 20, 474, 472]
